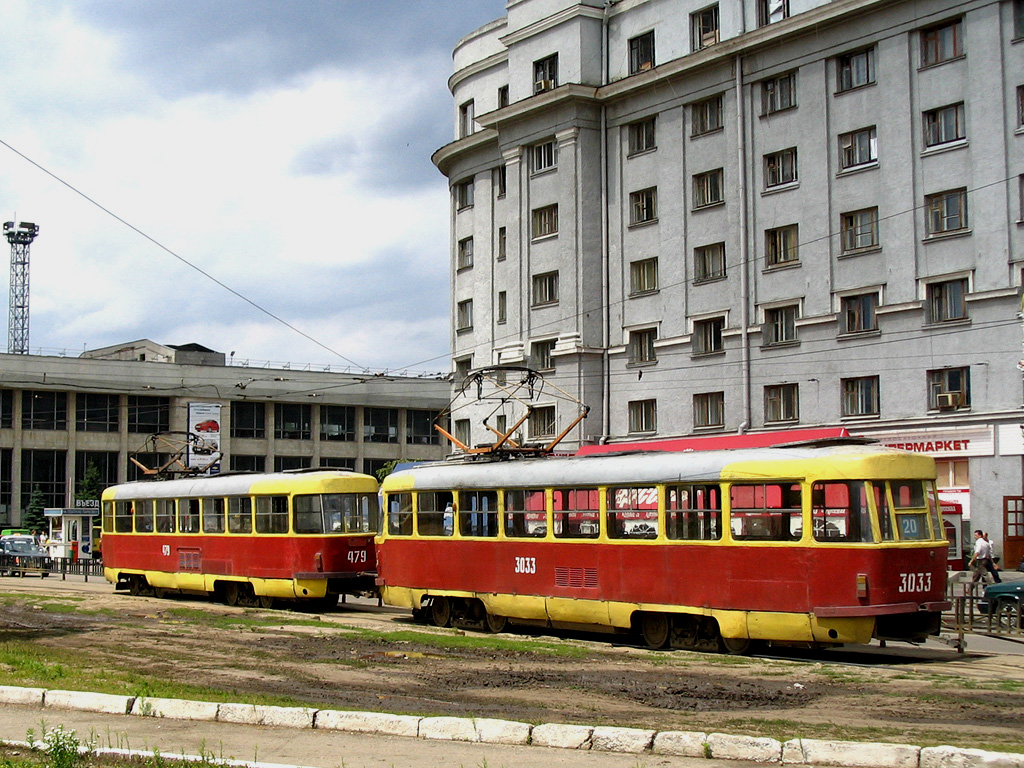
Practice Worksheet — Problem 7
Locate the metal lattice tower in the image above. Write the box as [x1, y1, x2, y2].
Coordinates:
[4, 221, 39, 355]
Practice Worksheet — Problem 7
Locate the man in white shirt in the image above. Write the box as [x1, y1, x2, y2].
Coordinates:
[969, 529, 994, 584]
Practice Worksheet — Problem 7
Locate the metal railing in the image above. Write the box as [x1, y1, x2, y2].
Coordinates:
[0, 554, 104, 581]
[944, 575, 1023, 649]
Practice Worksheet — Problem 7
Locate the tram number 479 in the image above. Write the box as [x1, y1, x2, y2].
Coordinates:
[347, 550, 368, 564]
[898, 572, 932, 593]
[514, 556, 536, 574]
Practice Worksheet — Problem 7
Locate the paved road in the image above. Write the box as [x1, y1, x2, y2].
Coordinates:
[0, 704, 747, 768]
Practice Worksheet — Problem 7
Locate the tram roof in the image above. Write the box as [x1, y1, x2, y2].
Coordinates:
[103, 470, 375, 499]
[383, 444, 935, 491]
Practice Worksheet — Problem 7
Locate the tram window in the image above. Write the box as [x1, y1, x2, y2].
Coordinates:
[255, 495, 289, 533]
[729, 483, 802, 541]
[606, 487, 658, 539]
[871, 483, 895, 541]
[552, 488, 600, 539]
[811, 482, 873, 542]
[101, 501, 114, 533]
[326, 493, 379, 534]
[114, 501, 134, 533]
[179, 499, 201, 534]
[666, 484, 721, 540]
[202, 498, 225, 533]
[134, 500, 155, 533]
[228, 497, 252, 533]
[890, 481, 930, 540]
[925, 482, 943, 543]
[294, 494, 325, 533]
[458, 490, 498, 537]
[504, 489, 547, 538]
[416, 491, 453, 537]
[387, 493, 413, 536]
[156, 499, 176, 533]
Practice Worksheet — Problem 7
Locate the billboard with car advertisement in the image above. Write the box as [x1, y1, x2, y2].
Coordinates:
[187, 402, 221, 473]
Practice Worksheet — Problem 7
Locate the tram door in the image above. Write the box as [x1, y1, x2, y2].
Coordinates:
[1003, 497, 1024, 572]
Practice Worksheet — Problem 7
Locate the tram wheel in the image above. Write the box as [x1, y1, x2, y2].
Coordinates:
[720, 635, 752, 655]
[640, 613, 671, 650]
[430, 596, 452, 627]
[223, 583, 241, 607]
[153, 587, 168, 599]
[258, 595, 275, 610]
[128, 576, 145, 596]
[484, 611, 508, 633]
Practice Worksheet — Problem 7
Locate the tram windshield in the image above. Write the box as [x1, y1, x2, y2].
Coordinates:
[293, 493, 380, 534]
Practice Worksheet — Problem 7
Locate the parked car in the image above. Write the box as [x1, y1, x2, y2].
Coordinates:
[0, 535, 51, 577]
[979, 581, 1024, 628]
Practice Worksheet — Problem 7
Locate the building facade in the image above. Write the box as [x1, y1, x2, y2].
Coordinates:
[0, 343, 449, 526]
[435, 0, 1024, 552]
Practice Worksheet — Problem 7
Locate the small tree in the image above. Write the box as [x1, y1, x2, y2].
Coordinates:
[22, 486, 47, 531]
[375, 460, 399, 483]
[76, 463, 103, 507]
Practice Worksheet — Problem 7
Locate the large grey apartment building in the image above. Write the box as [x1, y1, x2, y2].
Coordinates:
[434, 0, 1024, 551]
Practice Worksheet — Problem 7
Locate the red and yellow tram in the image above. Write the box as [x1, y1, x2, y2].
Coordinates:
[377, 444, 950, 652]
[102, 470, 379, 608]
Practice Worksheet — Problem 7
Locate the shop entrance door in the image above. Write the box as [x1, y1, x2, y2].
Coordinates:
[1003, 496, 1024, 571]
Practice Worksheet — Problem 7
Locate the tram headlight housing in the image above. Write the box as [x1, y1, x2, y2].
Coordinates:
[315, 552, 323, 573]
[856, 573, 869, 598]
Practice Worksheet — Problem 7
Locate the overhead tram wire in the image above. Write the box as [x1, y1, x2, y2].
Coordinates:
[0, 137, 365, 372]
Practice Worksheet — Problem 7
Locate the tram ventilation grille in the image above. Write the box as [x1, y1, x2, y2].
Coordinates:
[554, 567, 599, 589]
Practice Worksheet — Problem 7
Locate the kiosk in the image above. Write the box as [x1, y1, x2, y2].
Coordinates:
[44, 508, 99, 560]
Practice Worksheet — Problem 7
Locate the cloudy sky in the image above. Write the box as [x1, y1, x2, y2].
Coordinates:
[0, 0, 506, 374]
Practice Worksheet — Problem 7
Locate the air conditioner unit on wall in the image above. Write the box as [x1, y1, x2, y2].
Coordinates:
[534, 79, 554, 93]
[936, 392, 960, 410]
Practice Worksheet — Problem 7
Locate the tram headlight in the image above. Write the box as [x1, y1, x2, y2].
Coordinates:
[315, 552, 323, 573]
[856, 573, 869, 599]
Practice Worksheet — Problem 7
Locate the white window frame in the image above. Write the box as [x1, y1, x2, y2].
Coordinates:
[761, 71, 797, 115]
[628, 328, 658, 365]
[629, 31, 656, 74]
[531, 140, 557, 174]
[628, 399, 657, 434]
[841, 208, 880, 253]
[629, 257, 659, 295]
[692, 315, 725, 355]
[921, 19, 963, 67]
[925, 188, 968, 235]
[839, 126, 877, 170]
[693, 169, 724, 208]
[691, 5, 720, 51]
[629, 187, 658, 225]
[532, 204, 559, 239]
[765, 148, 798, 188]
[694, 242, 726, 282]
[762, 303, 799, 346]
[836, 48, 875, 92]
[627, 117, 656, 155]
[765, 224, 799, 266]
[532, 270, 560, 306]
[923, 103, 965, 147]
[456, 299, 473, 332]
[694, 391, 725, 428]
[691, 95, 724, 136]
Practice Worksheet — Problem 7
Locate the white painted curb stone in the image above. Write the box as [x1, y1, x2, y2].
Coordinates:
[531, 723, 593, 750]
[653, 730, 709, 757]
[921, 746, 1024, 768]
[44, 690, 132, 715]
[315, 710, 421, 738]
[591, 726, 655, 753]
[419, 716, 477, 742]
[130, 697, 220, 721]
[0, 686, 45, 707]
[708, 733, 783, 763]
[794, 738, 921, 768]
[218, 703, 315, 728]
[474, 718, 532, 745]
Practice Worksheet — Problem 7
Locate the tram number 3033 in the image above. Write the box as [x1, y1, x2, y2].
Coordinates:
[898, 572, 933, 593]
[514, 556, 537, 574]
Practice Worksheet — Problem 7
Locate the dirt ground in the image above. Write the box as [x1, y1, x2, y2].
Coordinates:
[2, 578, 1023, 752]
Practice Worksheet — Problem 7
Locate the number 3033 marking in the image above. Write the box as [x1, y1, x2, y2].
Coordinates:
[514, 556, 536, 574]
[898, 572, 932, 592]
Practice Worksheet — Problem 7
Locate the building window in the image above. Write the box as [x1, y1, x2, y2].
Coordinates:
[275, 456, 311, 472]
[22, 391, 67, 431]
[494, 165, 507, 198]
[836, 48, 875, 92]
[1019, 85, 1024, 128]
[453, 418, 471, 448]
[497, 227, 507, 260]
[758, 0, 789, 25]
[841, 208, 879, 253]
[763, 305, 798, 346]
[629, 187, 658, 225]
[364, 407, 398, 443]
[921, 19, 963, 67]
[765, 224, 799, 267]
[532, 140, 557, 173]
[839, 127, 877, 170]
[691, 5, 719, 51]
[694, 392, 724, 428]
[454, 357, 473, 382]
[498, 84, 510, 109]
[925, 188, 968, 235]
[841, 293, 878, 334]
[229, 455, 264, 473]
[457, 237, 474, 270]
[497, 291, 507, 324]
[532, 339, 556, 371]
[127, 395, 169, 433]
[21, 449, 66, 509]
[76, 393, 118, 433]
[629, 31, 655, 74]
[456, 299, 474, 331]
[627, 117, 656, 155]
[320, 405, 355, 442]
[0, 389, 11, 429]
[230, 401, 265, 439]
[532, 204, 558, 238]
[927, 278, 968, 323]
[765, 148, 797, 188]
[1016, 0, 1024, 39]
[530, 405, 557, 438]
[0, 449, 10, 518]
[532, 271, 559, 306]
[693, 317, 724, 355]
[842, 377, 880, 417]
[534, 54, 559, 92]
[694, 242, 726, 282]
[928, 367, 970, 410]
[630, 258, 659, 295]
[455, 178, 474, 210]
[691, 95, 723, 136]
[693, 169, 724, 208]
[319, 457, 355, 471]
[458, 100, 475, 138]
[765, 383, 799, 423]
[75, 451, 118, 502]
[274, 403, 311, 440]
[628, 328, 657, 365]
[923, 103, 965, 147]
[407, 410, 440, 445]
[761, 71, 796, 115]
[628, 399, 657, 434]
